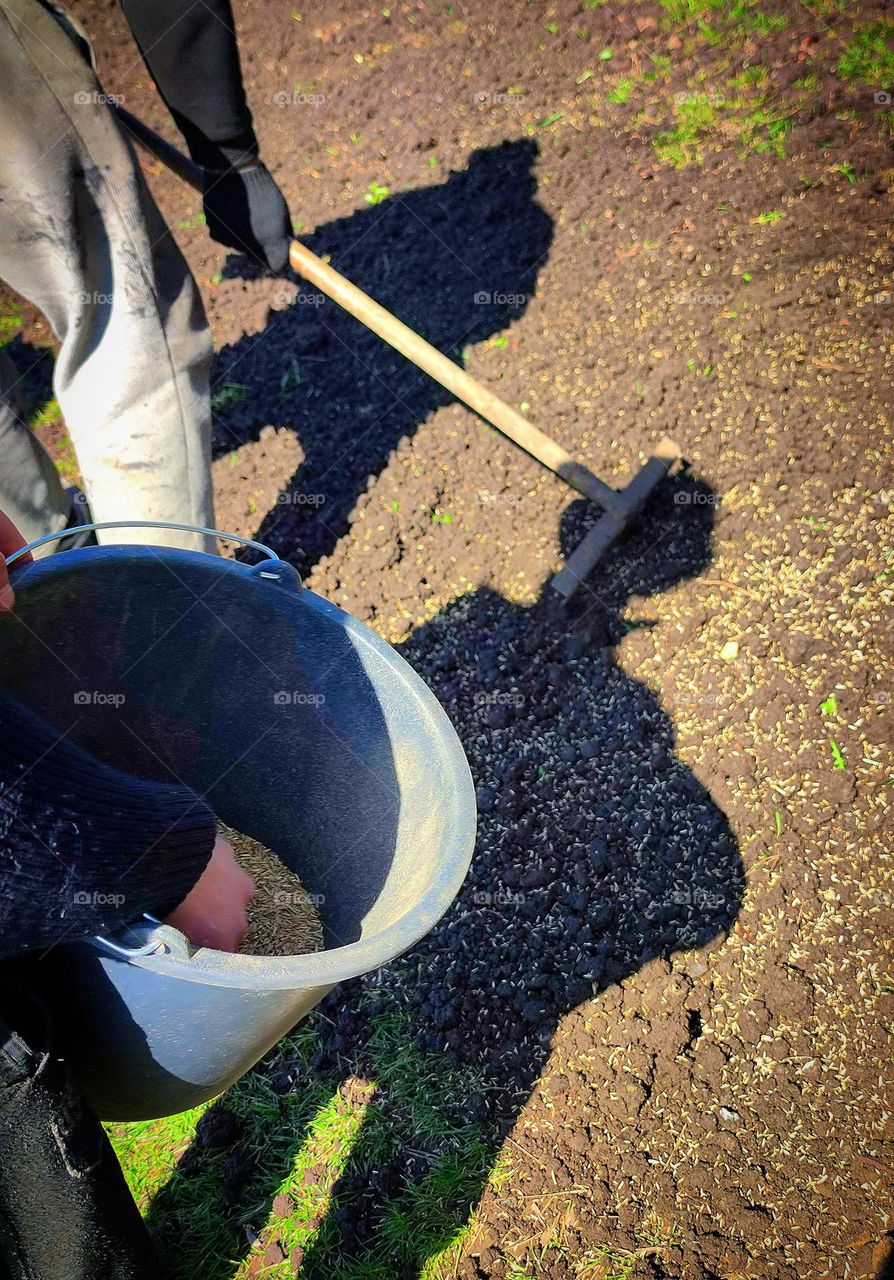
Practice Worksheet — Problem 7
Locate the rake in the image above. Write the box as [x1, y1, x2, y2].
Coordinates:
[115, 106, 681, 601]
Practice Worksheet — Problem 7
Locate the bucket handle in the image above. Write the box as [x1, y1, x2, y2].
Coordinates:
[4, 520, 283, 568]
[94, 914, 193, 961]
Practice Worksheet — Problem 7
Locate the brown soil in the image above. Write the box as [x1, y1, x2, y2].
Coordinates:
[3, 0, 893, 1275]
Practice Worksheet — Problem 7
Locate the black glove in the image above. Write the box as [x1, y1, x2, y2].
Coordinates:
[202, 162, 292, 272]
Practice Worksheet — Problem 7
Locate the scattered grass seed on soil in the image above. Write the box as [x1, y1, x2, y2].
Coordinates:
[219, 823, 323, 957]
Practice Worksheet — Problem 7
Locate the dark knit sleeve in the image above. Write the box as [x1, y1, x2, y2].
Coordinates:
[0, 694, 216, 959]
[120, 0, 259, 170]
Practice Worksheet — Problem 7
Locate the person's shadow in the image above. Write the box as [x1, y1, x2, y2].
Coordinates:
[144, 472, 744, 1279]
[209, 137, 552, 572]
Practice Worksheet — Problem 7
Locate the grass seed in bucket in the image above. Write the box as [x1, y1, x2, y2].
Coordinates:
[219, 823, 324, 957]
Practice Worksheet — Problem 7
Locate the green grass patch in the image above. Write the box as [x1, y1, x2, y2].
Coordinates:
[578, 1219, 680, 1278]
[608, 76, 635, 103]
[730, 64, 768, 90]
[653, 88, 791, 167]
[176, 212, 207, 230]
[29, 395, 62, 429]
[30, 412, 80, 484]
[838, 20, 894, 87]
[793, 71, 819, 94]
[108, 1007, 502, 1280]
[365, 180, 390, 204]
[658, 0, 786, 35]
[0, 307, 22, 344]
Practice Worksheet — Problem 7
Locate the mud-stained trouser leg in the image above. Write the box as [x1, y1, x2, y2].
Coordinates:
[0, 0, 216, 553]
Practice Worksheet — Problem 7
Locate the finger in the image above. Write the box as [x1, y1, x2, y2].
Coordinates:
[0, 510, 31, 563]
[0, 510, 32, 609]
[0, 512, 29, 612]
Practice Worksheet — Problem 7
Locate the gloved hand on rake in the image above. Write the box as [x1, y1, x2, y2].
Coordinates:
[120, 0, 293, 271]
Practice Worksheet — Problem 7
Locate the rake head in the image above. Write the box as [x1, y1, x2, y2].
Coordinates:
[550, 437, 682, 602]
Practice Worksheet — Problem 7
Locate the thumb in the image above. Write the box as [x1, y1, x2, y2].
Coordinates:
[0, 511, 31, 611]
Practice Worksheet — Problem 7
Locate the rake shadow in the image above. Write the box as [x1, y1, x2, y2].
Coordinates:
[210, 137, 552, 573]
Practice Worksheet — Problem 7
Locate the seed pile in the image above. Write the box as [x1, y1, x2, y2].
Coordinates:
[219, 823, 323, 958]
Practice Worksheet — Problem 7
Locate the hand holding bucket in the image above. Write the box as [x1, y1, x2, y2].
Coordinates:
[2, 521, 476, 1119]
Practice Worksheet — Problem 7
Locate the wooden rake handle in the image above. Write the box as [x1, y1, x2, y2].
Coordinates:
[116, 105, 622, 514]
[287, 239, 621, 511]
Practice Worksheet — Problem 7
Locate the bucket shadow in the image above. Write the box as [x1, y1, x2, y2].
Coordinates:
[145, 472, 744, 1278]
[210, 138, 552, 572]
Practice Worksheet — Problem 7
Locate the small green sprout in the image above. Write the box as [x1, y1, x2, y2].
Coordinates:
[609, 77, 634, 103]
[210, 384, 249, 413]
[365, 180, 390, 204]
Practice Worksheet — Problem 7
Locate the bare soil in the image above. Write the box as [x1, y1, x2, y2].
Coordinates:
[3, 0, 893, 1275]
